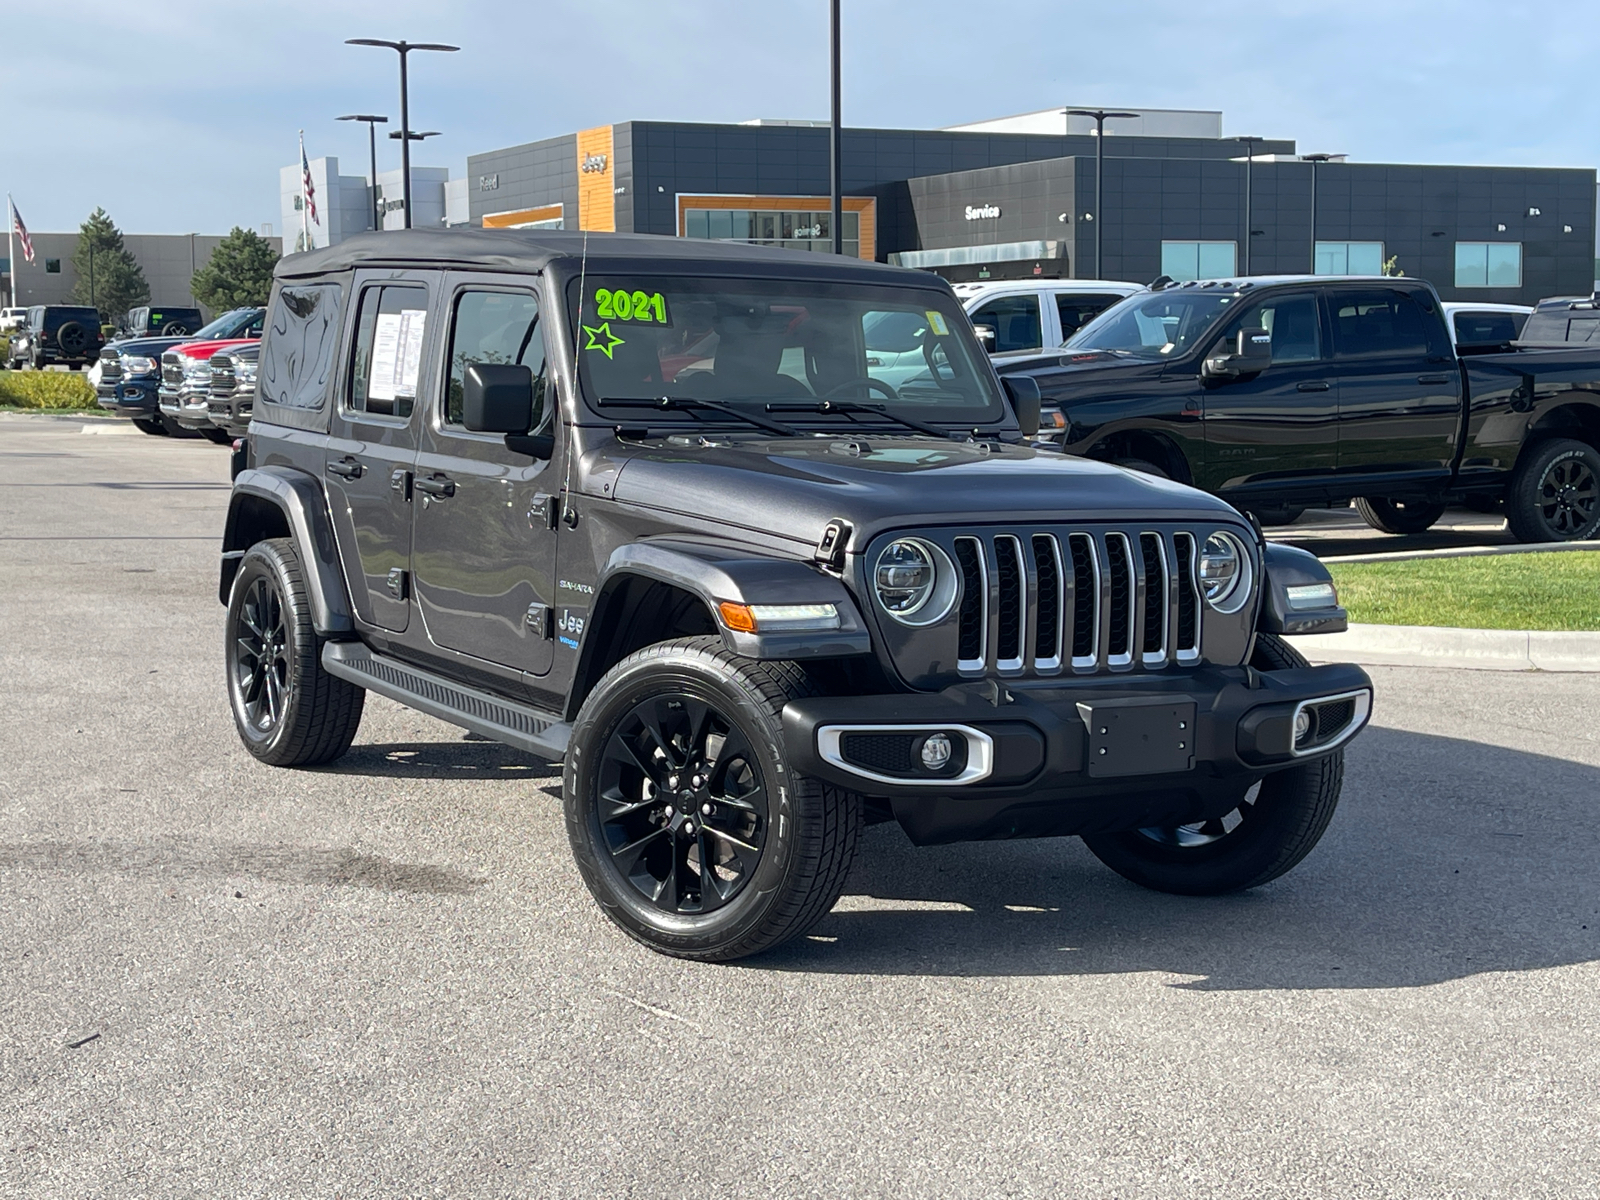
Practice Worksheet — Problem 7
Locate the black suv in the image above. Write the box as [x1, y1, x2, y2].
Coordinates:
[122, 306, 204, 338]
[220, 230, 1370, 961]
[8, 305, 105, 370]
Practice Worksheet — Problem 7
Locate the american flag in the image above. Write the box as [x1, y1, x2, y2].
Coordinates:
[299, 133, 320, 226]
[11, 198, 34, 264]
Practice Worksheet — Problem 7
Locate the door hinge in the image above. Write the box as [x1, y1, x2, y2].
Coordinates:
[815, 519, 852, 573]
[524, 602, 553, 638]
[386, 568, 409, 600]
[390, 468, 413, 501]
[528, 492, 558, 530]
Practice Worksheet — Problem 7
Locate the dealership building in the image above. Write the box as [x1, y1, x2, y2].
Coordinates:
[453, 107, 1597, 305]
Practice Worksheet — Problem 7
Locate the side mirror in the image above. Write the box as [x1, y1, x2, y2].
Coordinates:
[973, 324, 997, 353]
[1002, 374, 1041, 437]
[463, 362, 553, 458]
[1203, 326, 1272, 380]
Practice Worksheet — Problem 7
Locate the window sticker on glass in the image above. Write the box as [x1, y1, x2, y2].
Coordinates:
[593, 288, 670, 325]
[369, 308, 427, 402]
[925, 311, 949, 336]
[583, 321, 626, 359]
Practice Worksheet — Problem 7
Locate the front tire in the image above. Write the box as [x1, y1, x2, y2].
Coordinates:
[132, 417, 167, 436]
[1353, 496, 1445, 535]
[1505, 438, 1600, 543]
[564, 636, 861, 962]
[225, 538, 365, 767]
[1081, 633, 1344, 896]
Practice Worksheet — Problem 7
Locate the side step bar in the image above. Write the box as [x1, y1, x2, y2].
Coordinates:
[322, 643, 571, 762]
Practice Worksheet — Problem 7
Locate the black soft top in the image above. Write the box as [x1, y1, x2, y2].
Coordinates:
[275, 228, 927, 289]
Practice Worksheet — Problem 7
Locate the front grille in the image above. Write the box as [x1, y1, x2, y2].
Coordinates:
[160, 352, 184, 388]
[210, 360, 237, 400]
[951, 527, 1206, 676]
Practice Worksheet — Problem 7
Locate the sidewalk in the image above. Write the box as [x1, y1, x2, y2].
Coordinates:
[1288, 623, 1600, 672]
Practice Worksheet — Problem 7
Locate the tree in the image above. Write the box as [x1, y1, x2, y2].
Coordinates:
[1382, 255, 1405, 277]
[191, 227, 280, 311]
[69, 208, 149, 322]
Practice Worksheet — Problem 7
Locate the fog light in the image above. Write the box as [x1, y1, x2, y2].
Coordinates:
[919, 732, 953, 771]
[1293, 708, 1313, 745]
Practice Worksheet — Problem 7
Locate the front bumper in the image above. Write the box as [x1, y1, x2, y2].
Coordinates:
[782, 661, 1372, 844]
[175, 396, 213, 430]
[95, 379, 161, 417]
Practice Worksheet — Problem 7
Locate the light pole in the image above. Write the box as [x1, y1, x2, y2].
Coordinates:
[1066, 109, 1137, 279]
[1303, 152, 1341, 274]
[1233, 135, 1263, 274]
[828, 0, 842, 255]
[345, 39, 458, 229]
[388, 130, 440, 228]
[339, 114, 389, 232]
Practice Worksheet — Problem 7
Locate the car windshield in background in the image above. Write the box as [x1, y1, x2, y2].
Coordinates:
[1066, 291, 1242, 359]
[193, 309, 260, 339]
[566, 276, 1004, 426]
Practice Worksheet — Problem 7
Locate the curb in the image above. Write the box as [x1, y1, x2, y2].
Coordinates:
[1319, 541, 1600, 564]
[1287, 623, 1600, 672]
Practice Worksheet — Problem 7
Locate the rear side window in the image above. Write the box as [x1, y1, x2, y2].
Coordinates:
[1053, 293, 1124, 342]
[260, 283, 343, 410]
[1453, 311, 1524, 345]
[1331, 291, 1427, 357]
[348, 285, 429, 418]
[969, 295, 1042, 354]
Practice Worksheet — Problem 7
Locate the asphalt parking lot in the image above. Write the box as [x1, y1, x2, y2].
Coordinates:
[3, 412, 1599, 1198]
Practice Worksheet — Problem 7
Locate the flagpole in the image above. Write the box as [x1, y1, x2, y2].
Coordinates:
[298, 131, 311, 252]
[7, 195, 14, 307]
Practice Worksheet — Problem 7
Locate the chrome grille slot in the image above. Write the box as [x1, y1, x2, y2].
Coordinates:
[1031, 534, 1063, 672]
[954, 537, 987, 672]
[1173, 533, 1201, 662]
[1139, 533, 1169, 665]
[1104, 533, 1134, 668]
[994, 535, 1025, 673]
[1067, 534, 1098, 669]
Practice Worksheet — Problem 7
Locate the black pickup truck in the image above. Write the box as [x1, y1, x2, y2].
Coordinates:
[998, 276, 1600, 541]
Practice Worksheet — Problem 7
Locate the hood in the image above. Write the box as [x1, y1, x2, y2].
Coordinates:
[997, 352, 1167, 401]
[169, 337, 257, 360]
[608, 435, 1241, 548]
[104, 336, 189, 356]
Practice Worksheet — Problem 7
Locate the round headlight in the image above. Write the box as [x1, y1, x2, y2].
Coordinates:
[1198, 531, 1252, 613]
[873, 538, 957, 626]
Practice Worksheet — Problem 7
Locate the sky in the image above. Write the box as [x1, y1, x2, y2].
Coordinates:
[4, 0, 1597, 236]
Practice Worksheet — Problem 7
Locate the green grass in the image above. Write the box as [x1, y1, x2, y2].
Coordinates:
[1328, 552, 1600, 631]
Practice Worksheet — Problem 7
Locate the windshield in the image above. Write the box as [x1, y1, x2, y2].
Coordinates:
[1066, 290, 1243, 359]
[565, 276, 1004, 426]
[193, 309, 261, 339]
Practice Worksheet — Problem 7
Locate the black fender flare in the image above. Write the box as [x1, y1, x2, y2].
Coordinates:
[583, 539, 873, 663]
[220, 466, 354, 636]
[1258, 542, 1347, 636]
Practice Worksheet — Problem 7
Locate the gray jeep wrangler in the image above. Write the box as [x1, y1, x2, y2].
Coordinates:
[220, 229, 1371, 961]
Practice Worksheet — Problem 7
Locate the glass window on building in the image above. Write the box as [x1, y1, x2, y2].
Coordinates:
[1314, 242, 1384, 276]
[1160, 241, 1237, 282]
[683, 207, 860, 257]
[1455, 243, 1522, 288]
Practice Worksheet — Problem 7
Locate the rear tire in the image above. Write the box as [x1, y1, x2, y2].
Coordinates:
[1353, 496, 1445, 535]
[1081, 633, 1345, 896]
[225, 538, 365, 767]
[565, 635, 861, 961]
[1505, 438, 1600, 543]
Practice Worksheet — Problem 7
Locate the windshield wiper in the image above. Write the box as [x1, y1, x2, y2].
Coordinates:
[765, 399, 959, 440]
[597, 395, 799, 438]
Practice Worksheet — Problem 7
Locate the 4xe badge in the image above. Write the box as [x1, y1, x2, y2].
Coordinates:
[557, 608, 585, 649]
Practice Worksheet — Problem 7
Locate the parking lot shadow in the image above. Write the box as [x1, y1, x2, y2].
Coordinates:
[318, 740, 560, 782]
[762, 727, 1600, 990]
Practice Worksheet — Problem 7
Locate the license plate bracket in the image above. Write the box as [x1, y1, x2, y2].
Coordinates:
[1077, 698, 1197, 778]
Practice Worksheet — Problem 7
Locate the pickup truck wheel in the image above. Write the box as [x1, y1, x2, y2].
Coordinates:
[1113, 458, 1169, 479]
[225, 538, 365, 767]
[565, 635, 861, 962]
[1353, 496, 1445, 535]
[1249, 504, 1305, 526]
[132, 418, 167, 436]
[1505, 438, 1600, 543]
[1081, 633, 1344, 896]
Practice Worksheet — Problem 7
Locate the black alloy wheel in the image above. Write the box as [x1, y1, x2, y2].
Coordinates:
[1081, 632, 1346, 896]
[1506, 438, 1600, 543]
[597, 693, 768, 916]
[231, 573, 290, 737]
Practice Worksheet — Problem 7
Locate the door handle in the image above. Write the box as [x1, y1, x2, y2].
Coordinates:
[1417, 374, 1454, 385]
[414, 475, 455, 499]
[1295, 381, 1331, 392]
[326, 457, 363, 479]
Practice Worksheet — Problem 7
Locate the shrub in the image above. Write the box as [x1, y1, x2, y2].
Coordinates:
[0, 371, 97, 409]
